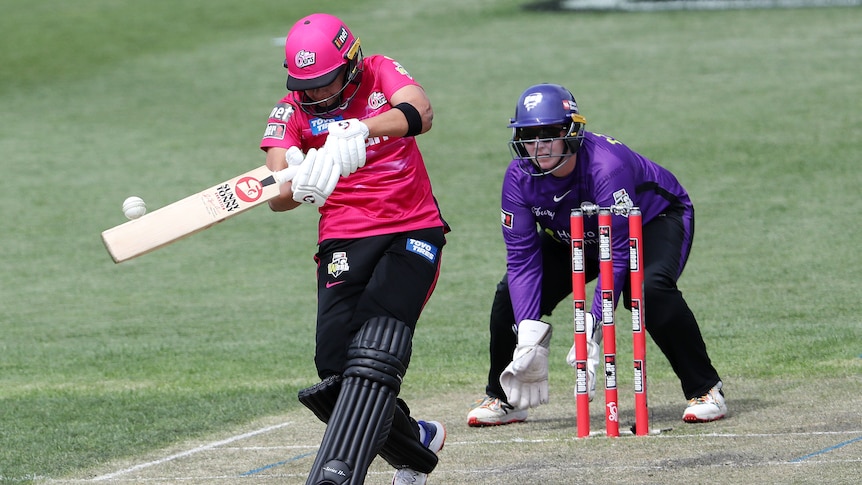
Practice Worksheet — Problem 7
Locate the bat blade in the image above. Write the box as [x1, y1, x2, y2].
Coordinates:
[101, 165, 281, 263]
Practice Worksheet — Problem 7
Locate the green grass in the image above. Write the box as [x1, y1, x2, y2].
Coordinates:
[1, 0, 861, 482]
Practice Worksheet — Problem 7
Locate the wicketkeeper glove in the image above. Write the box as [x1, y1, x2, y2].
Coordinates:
[289, 147, 340, 207]
[500, 319, 552, 409]
[566, 313, 602, 402]
[324, 118, 369, 177]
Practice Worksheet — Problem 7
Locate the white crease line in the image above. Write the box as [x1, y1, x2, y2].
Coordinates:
[91, 422, 293, 481]
[220, 445, 317, 450]
[444, 429, 862, 446]
[84, 427, 862, 481]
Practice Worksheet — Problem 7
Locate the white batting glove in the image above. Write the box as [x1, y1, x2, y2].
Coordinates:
[273, 146, 306, 185]
[289, 147, 340, 207]
[324, 118, 369, 177]
[566, 313, 602, 402]
[285, 146, 305, 167]
[500, 319, 552, 409]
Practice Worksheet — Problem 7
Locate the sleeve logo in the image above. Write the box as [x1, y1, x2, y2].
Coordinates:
[501, 209, 514, 228]
[269, 103, 295, 122]
[263, 123, 286, 139]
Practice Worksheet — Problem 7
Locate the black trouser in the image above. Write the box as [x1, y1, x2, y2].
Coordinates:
[314, 227, 445, 379]
[302, 227, 445, 475]
[485, 206, 720, 401]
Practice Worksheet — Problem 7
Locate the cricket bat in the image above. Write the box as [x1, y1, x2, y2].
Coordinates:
[101, 164, 296, 263]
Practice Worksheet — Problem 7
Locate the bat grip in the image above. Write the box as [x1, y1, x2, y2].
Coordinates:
[273, 166, 299, 184]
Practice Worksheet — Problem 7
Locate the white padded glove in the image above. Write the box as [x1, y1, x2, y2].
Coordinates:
[324, 118, 369, 177]
[289, 147, 339, 207]
[272, 147, 306, 185]
[500, 319, 552, 409]
[566, 313, 602, 402]
[285, 145, 305, 167]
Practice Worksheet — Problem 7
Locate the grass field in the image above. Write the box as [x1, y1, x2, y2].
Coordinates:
[1, 0, 861, 483]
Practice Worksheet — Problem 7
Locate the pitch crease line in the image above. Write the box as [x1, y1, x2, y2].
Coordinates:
[790, 434, 862, 462]
[446, 429, 862, 446]
[240, 451, 317, 476]
[91, 422, 293, 481]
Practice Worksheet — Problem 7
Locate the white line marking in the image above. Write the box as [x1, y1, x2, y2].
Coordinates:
[221, 445, 317, 451]
[91, 422, 292, 481]
[70, 427, 861, 482]
[436, 429, 862, 448]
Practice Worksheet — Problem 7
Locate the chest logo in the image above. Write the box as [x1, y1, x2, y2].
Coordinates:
[553, 190, 572, 202]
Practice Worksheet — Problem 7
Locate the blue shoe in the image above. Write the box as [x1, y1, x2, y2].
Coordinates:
[391, 420, 446, 485]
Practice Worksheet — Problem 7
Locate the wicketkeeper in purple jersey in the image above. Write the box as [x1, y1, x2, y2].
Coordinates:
[468, 83, 728, 427]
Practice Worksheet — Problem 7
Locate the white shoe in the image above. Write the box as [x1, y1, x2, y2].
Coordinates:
[392, 420, 445, 485]
[683, 381, 727, 423]
[467, 395, 528, 427]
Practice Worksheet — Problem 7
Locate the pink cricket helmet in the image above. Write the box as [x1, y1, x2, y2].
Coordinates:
[284, 13, 361, 91]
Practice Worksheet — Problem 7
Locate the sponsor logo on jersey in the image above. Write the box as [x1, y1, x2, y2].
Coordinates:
[390, 60, 412, 79]
[406, 238, 438, 263]
[366, 136, 390, 147]
[531, 206, 555, 219]
[263, 123, 286, 140]
[501, 209, 514, 228]
[310, 116, 343, 136]
[269, 103, 295, 122]
[553, 190, 572, 202]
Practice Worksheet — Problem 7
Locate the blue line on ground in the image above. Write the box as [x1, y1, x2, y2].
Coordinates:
[789, 435, 862, 462]
[240, 451, 317, 476]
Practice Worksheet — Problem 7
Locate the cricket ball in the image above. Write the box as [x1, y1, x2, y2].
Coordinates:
[122, 196, 147, 220]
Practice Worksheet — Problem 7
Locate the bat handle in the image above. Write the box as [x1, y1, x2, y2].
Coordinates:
[273, 166, 299, 184]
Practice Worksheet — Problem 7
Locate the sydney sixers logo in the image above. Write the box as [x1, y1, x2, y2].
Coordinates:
[234, 177, 264, 203]
[295, 49, 316, 68]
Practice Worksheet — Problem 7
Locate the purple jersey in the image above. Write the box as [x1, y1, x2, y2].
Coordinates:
[500, 131, 692, 325]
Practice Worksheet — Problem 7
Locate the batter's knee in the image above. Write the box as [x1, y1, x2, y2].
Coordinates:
[344, 316, 413, 390]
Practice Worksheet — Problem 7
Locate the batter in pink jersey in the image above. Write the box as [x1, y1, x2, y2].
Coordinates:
[259, 13, 448, 485]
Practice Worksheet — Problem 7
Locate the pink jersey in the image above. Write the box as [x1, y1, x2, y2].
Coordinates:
[260, 55, 445, 243]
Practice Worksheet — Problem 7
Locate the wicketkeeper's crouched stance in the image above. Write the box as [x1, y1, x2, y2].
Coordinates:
[469, 83, 727, 428]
